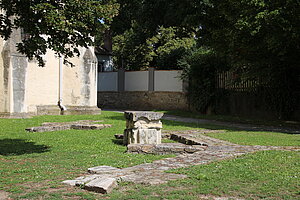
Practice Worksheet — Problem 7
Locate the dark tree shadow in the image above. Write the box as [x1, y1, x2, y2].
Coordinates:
[105, 112, 299, 134]
[112, 139, 124, 146]
[0, 139, 50, 156]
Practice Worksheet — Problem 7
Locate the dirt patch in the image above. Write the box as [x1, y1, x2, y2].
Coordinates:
[0, 191, 11, 200]
[198, 194, 244, 200]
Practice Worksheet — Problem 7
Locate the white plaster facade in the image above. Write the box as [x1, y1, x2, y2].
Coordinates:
[0, 29, 100, 117]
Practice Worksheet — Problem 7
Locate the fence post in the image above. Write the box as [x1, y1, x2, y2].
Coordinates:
[148, 67, 155, 91]
[118, 69, 125, 92]
[182, 79, 189, 93]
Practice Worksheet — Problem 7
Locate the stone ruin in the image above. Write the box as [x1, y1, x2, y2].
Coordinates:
[25, 120, 112, 132]
[63, 111, 216, 194]
[123, 111, 163, 145]
[123, 111, 208, 154]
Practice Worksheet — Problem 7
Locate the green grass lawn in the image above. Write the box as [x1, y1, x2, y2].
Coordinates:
[109, 151, 300, 200]
[0, 111, 299, 199]
[0, 112, 176, 199]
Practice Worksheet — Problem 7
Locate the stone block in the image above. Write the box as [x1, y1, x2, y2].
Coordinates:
[123, 111, 163, 145]
[26, 120, 112, 133]
[71, 124, 112, 130]
[84, 178, 117, 194]
[63, 174, 101, 186]
[124, 129, 161, 145]
[127, 143, 207, 155]
[88, 166, 121, 174]
[127, 144, 156, 154]
[124, 111, 164, 122]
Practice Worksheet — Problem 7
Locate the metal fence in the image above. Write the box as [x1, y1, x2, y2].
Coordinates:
[216, 71, 259, 92]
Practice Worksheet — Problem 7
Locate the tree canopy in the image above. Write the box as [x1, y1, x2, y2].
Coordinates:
[0, 0, 119, 66]
[110, 0, 300, 118]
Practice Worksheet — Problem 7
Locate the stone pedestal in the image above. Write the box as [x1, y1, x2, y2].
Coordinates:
[123, 111, 163, 145]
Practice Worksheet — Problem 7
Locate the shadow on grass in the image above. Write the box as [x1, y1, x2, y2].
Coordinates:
[105, 112, 299, 134]
[106, 114, 238, 131]
[0, 139, 50, 156]
[112, 139, 124, 146]
[162, 119, 239, 131]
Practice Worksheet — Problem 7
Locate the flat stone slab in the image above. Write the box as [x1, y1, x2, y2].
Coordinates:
[71, 124, 112, 130]
[127, 143, 207, 154]
[84, 178, 117, 194]
[26, 120, 111, 132]
[124, 111, 164, 122]
[88, 166, 121, 174]
[169, 130, 236, 146]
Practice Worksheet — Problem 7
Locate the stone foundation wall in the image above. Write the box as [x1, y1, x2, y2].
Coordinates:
[97, 91, 189, 111]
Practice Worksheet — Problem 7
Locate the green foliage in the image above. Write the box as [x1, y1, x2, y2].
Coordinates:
[112, 22, 154, 70]
[0, 0, 119, 66]
[202, 0, 300, 119]
[148, 27, 196, 69]
[111, 0, 300, 119]
[111, 0, 200, 70]
[112, 25, 196, 70]
[180, 48, 228, 113]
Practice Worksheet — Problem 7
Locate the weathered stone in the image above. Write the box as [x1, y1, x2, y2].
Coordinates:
[98, 91, 189, 111]
[124, 129, 162, 145]
[88, 166, 121, 174]
[127, 143, 207, 155]
[170, 133, 208, 146]
[63, 174, 102, 186]
[124, 111, 164, 122]
[61, 106, 101, 115]
[26, 120, 111, 132]
[84, 178, 117, 194]
[130, 120, 163, 129]
[71, 124, 112, 130]
[124, 111, 163, 145]
[25, 125, 70, 132]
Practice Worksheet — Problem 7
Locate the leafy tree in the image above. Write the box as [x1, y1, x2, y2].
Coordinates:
[148, 26, 196, 69]
[110, 0, 203, 70]
[112, 25, 196, 70]
[201, 0, 300, 118]
[112, 22, 154, 70]
[179, 47, 228, 113]
[0, 0, 119, 66]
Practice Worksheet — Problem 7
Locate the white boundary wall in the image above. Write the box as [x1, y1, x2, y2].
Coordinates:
[98, 72, 118, 91]
[125, 71, 149, 91]
[98, 70, 184, 92]
[154, 71, 182, 92]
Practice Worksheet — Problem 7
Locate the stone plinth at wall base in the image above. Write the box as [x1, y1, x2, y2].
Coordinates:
[62, 106, 101, 115]
[36, 105, 101, 116]
[124, 111, 164, 145]
[36, 105, 61, 115]
[98, 91, 189, 111]
[0, 112, 33, 119]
